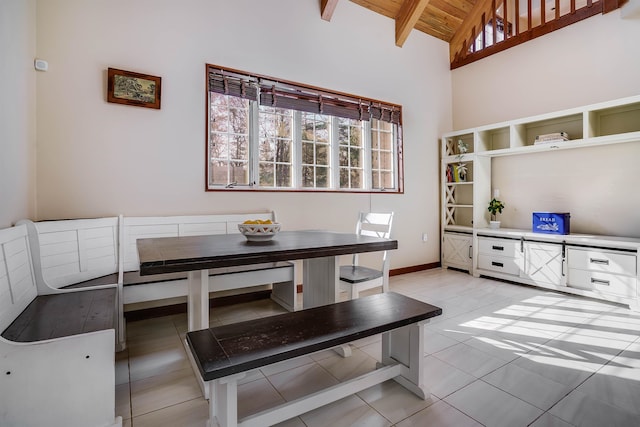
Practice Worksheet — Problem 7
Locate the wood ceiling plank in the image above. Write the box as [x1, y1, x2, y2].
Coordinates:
[350, 0, 403, 19]
[396, 0, 432, 46]
[321, 0, 340, 20]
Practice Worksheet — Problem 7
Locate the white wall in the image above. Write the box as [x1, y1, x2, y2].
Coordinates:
[34, 0, 452, 269]
[451, 10, 640, 238]
[0, 0, 36, 228]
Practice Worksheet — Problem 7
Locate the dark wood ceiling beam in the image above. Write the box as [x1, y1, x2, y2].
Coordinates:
[395, 0, 432, 47]
[449, 0, 498, 61]
[321, 0, 340, 21]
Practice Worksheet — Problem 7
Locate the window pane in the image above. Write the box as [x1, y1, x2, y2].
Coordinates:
[381, 171, 393, 189]
[350, 147, 362, 167]
[302, 166, 314, 187]
[351, 169, 362, 187]
[260, 139, 275, 162]
[259, 163, 274, 186]
[229, 135, 248, 162]
[276, 164, 291, 187]
[380, 132, 392, 150]
[230, 162, 249, 183]
[210, 133, 228, 159]
[302, 142, 314, 164]
[339, 146, 349, 167]
[259, 106, 294, 188]
[380, 151, 392, 169]
[315, 144, 328, 165]
[316, 166, 328, 188]
[210, 160, 229, 185]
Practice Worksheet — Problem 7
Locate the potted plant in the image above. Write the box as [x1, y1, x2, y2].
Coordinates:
[488, 198, 505, 229]
[455, 139, 468, 181]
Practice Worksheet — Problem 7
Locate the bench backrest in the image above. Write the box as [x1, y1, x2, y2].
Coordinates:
[121, 212, 277, 272]
[0, 225, 38, 333]
[19, 217, 119, 289]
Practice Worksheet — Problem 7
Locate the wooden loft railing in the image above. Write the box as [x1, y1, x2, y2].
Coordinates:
[450, 0, 625, 69]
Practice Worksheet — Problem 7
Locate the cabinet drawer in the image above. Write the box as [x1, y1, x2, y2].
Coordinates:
[568, 269, 637, 298]
[478, 238, 520, 258]
[567, 248, 637, 276]
[478, 254, 521, 276]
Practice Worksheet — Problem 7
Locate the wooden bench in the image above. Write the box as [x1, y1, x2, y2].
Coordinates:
[17, 217, 126, 350]
[0, 224, 122, 427]
[119, 212, 298, 312]
[186, 292, 442, 427]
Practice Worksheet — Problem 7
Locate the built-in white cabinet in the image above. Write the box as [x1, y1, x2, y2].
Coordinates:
[473, 230, 640, 308]
[567, 248, 638, 299]
[442, 232, 472, 272]
[440, 94, 640, 309]
[476, 236, 523, 277]
[522, 241, 563, 287]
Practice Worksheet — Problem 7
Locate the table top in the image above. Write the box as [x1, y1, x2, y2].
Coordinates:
[137, 230, 398, 275]
[186, 292, 441, 381]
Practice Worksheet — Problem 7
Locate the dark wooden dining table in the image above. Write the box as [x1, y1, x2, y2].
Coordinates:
[137, 230, 398, 331]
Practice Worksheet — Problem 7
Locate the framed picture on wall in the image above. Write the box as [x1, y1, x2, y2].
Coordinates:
[107, 68, 161, 109]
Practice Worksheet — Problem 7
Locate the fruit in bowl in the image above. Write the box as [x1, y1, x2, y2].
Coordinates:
[238, 220, 281, 241]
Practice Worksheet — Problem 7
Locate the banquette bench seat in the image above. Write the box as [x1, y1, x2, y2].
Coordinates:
[0, 224, 122, 427]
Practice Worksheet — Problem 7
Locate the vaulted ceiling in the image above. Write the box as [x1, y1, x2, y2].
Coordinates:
[320, 0, 624, 69]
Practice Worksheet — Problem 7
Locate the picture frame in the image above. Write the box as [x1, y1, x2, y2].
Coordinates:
[107, 68, 161, 109]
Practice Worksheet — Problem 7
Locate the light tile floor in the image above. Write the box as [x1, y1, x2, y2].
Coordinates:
[116, 268, 640, 426]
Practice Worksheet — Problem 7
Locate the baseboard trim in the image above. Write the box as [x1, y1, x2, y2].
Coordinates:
[390, 262, 440, 276]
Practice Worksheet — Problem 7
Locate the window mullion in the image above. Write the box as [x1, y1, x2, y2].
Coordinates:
[293, 111, 302, 189]
[249, 101, 260, 187]
[363, 121, 372, 190]
[330, 117, 340, 190]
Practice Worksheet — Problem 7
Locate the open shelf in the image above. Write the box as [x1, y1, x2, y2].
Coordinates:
[477, 126, 510, 152]
[443, 132, 474, 156]
[513, 113, 583, 148]
[588, 101, 640, 137]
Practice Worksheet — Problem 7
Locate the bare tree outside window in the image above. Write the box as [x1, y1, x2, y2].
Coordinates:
[209, 93, 250, 185]
[301, 113, 331, 188]
[259, 106, 293, 187]
[338, 118, 364, 189]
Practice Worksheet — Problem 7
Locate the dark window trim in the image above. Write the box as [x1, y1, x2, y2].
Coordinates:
[204, 63, 405, 194]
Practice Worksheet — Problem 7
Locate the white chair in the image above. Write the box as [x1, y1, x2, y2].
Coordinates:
[339, 212, 394, 299]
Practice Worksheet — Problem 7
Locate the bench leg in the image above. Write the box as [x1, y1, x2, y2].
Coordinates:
[208, 373, 245, 427]
[380, 321, 429, 400]
[188, 269, 209, 331]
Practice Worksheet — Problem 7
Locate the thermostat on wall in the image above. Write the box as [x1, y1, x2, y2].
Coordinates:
[34, 59, 48, 71]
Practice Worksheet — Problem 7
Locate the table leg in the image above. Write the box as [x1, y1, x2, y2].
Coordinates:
[302, 256, 339, 308]
[188, 269, 209, 332]
[302, 256, 351, 357]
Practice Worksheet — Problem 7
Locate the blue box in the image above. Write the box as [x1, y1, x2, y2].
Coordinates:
[532, 212, 570, 235]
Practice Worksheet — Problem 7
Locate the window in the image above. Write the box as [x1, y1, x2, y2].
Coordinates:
[206, 65, 403, 193]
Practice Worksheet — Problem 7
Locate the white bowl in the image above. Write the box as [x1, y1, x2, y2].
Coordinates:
[237, 223, 281, 241]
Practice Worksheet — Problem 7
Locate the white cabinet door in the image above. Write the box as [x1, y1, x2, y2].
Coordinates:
[522, 241, 564, 287]
[443, 232, 472, 271]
